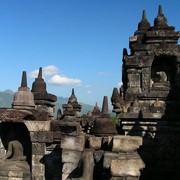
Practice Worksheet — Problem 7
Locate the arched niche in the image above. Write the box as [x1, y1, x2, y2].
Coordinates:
[151, 56, 177, 89]
[0, 122, 32, 167]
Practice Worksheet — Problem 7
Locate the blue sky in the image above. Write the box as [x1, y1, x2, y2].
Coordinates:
[0, 1, 179, 108]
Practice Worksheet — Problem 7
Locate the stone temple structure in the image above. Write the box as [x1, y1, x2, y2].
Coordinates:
[31, 67, 57, 119]
[0, 69, 144, 179]
[0, 5, 179, 180]
[111, 5, 180, 180]
[62, 88, 82, 117]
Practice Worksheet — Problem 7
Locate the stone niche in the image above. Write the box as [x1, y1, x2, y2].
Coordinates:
[151, 56, 176, 92]
[0, 122, 32, 180]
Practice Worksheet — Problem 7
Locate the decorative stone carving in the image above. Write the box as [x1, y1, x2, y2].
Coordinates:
[111, 88, 130, 113]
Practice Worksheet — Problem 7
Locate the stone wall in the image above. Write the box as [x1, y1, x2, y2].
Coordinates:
[121, 119, 180, 180]
[59, 120, 145, 180]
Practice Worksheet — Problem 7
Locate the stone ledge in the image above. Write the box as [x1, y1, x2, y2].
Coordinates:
[30, 131, 53, 143]
[111, 158, 145, 177]
[58, 121, 82, 136]
[89, 136, 102, 149]
[112, 135, 142, 152]
[104, 152, 142, 169]
[62, 150, 82, 163]
[0, 177, 31, 180]
[62, 162, 78, 174]
[0, 171, 31, 179]
[61, 135, 85, 152]
[24, 120, 51, 131]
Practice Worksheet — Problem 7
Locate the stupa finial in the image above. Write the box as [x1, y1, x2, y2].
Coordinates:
[38, 67, 43, 78]
[21, 71, 27, 87]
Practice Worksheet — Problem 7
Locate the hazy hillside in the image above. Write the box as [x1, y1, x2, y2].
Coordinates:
[0, 90, 94, 115]
[0, 89, 14, 108]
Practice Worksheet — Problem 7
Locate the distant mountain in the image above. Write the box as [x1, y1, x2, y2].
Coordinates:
[0, 90, 94, 115]
[0, 89, 14, 108]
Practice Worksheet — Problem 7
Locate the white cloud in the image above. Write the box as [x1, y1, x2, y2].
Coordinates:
[85, 84, 92, 88]
[48, 75, 81, 86]
[87, 90, 93, 94]
[28, 65, 59, 78]
[43, 65, 59, 76]
[28, 69, 39, 78]
[28, 65, 82, 87]
[118, 82, 123, 88]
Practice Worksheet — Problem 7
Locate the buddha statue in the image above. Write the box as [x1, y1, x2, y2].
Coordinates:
[0, 132, 30, 174]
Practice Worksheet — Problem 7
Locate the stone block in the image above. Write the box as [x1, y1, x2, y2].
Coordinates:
[110, 158, 145, 177]
[51, 121, 81, 136]
[111, 177, 139, 180]
[0, 177, 31, 180]
[61, 135, 85, 151]
[31, 164, 44, 177]
[62, 173, 69, 180]
[62, 150, 82, 163]
[93, 150, 104, 163]
[0, 171, 31, 179]
[62, 163, 78, 174]
[32, 155, 44, 166]
[80, 150, 94, 180]
[89, 136, 102, 149]
[112, 135, 142, 152]
[53, 131, 61, 141]
[24, 120, 51, 131]
[104, 152, 140, 169]
[32, 143, 45, 155]
[30, 131, 53, 143]
[103, 152, 126, 169]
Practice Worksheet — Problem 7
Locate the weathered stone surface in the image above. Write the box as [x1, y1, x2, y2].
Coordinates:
[62, 163, 78, 174]
[62, 173, 69, 180]
[93, 150, 104, 163]
[32, 143, 45, 155]
[0, 171, 31, 178]
[24, 120, 51, 131]
[110, 158, 145, 177]
[61, 135, 85, 151]
[62, 150, 82, 163]
[0, 108, 34, 122]
[32, 155, 44, 166]
[104, 152, 142, 169]
[103, 152, 124, 169]
[110, 177, 139, 180]
[79, 150, 94, 180]
[30, 131, 53, 143]
[31, 163, 45, 178]
[0, 177, 31, 180]
[53, 131, 61, 141]
[112, 135, 142, 152]
[58, 121, 82, 136]
[89, 136, 102, 149]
